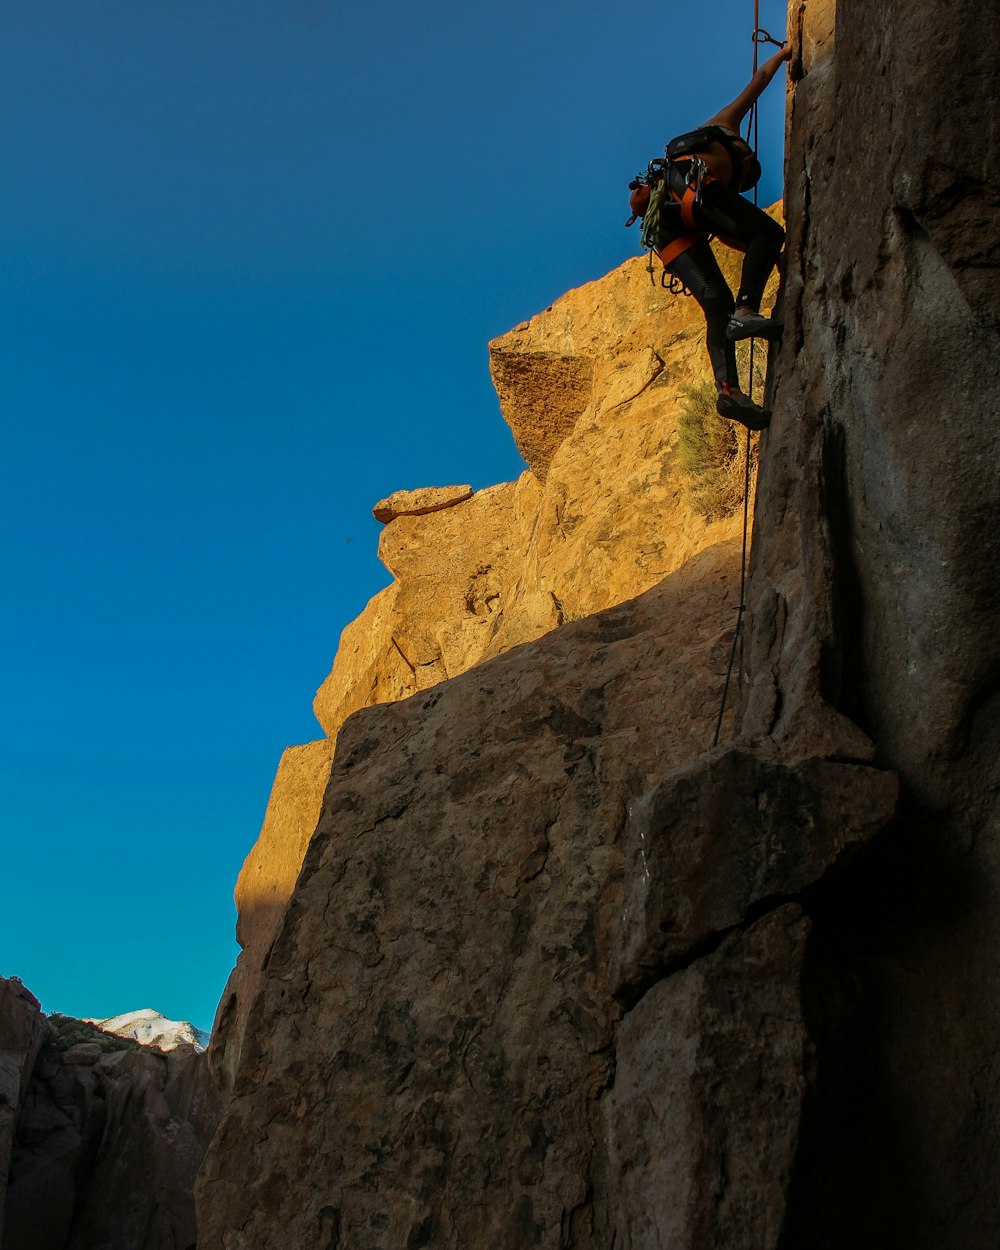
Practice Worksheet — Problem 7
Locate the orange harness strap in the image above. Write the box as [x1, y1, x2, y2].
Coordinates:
[678, 181, 700, 230]
[654, 172, 747, 270]
[655, 179, 704, 268]
[656, 231, 702, 267]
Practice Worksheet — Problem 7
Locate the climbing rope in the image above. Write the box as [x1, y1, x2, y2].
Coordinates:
[712, 4, 773, 747]
[712, 428, 752, 747]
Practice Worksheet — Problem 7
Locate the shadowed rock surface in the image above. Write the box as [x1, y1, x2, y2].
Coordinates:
[197, 545, 749, 1248]
[0, 982, 47, 1249]
[612, 904, 809, 1250]
[0, 979, 220, 1250]
[735, 1, 1000, 1244]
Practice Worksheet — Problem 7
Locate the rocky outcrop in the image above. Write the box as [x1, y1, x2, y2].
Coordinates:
[0, 981, 220, 1250]
[197, 542, 749, 1247]
[371, 485, 473, 523]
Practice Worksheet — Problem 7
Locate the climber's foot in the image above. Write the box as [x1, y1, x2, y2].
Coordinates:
[716, 390, 771, 430]
[726, 311, 784, 342]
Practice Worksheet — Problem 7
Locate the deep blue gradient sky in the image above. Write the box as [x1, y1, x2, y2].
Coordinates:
[2, 0, 791, 1032]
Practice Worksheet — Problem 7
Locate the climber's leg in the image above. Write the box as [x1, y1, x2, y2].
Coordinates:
[668, 242, 771, 430]
[668, 242, 739, 390]
[693, 184, 785, 339]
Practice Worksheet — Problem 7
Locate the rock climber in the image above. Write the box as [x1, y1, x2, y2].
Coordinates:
[653, 42, 792, 429]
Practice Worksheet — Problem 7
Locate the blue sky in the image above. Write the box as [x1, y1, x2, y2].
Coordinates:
[1, 0, 790, 1033]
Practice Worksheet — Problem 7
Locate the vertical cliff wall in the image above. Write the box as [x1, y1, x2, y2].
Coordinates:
[737, 0, 1000, 1243]
[195, 0, 1000, 1244]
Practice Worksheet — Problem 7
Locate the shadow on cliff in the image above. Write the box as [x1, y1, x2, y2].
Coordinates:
[779, 788, 991, 1249]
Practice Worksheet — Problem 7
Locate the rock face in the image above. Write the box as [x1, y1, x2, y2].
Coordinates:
[612, 905, 809, 1250]
[0, 980, 220, 1250]
[732, 1, 1000, 1244]
[197, 544, 751, 1248]
[197, 0, 1000, 1243]
[211, 231, 773, 1091]
[0, 981, 47, 1250]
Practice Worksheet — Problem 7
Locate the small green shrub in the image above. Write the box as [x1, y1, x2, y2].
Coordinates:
[676, 380, 758, 520]
[47, 1013, 140, 1053]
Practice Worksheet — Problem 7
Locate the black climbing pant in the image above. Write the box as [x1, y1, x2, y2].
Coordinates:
[662, 172, 785, 391]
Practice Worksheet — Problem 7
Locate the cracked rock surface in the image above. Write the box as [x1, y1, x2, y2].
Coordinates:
[612, 904, 809, 1250]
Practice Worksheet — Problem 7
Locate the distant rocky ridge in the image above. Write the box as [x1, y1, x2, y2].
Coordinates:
[0, 978, 219, 1250]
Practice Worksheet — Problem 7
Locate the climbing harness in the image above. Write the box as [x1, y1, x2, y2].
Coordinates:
[625, 129, 753, 286]
[713, 0, 776, 747]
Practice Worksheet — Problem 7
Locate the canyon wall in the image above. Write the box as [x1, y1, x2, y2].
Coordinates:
[195, 0, 1000, 1245]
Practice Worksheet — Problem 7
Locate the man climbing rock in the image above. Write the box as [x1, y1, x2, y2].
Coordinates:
[634, 42, 792, 429]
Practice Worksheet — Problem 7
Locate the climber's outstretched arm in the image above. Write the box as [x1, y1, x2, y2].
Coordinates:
[706, 44, 793, 132]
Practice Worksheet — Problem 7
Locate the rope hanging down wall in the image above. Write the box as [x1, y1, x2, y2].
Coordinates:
[711, 4, 782, 748]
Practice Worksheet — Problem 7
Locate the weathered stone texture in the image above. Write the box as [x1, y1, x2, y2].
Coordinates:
[372, 484, 473, 524]
[613, 750, 898, 1001]
[198, 0, 1000, 1241]
[612, 905, 809, 1250]
[216, 237, 769, 1086]
[196, 542, 748, 1248]
[733, 0, 1000, 1245]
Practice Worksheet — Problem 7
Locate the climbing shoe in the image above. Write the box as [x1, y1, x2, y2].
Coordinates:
[726, 311, 784, 342]
[716, 389, 771, 430]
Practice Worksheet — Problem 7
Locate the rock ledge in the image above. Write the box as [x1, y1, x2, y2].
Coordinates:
[372, 484, 473, 524]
